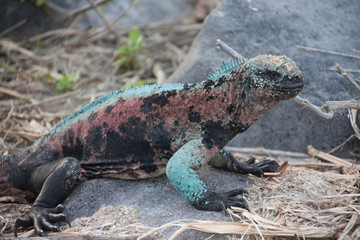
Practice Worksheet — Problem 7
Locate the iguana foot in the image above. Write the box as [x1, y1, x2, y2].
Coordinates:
[14, 204, 70, 237]
[243, 158, 279, 177]
[209, 149, 279, 177]
[192, 188, 249, 212]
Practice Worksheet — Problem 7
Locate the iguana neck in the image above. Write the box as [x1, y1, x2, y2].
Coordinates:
[225, 71, 280, 133]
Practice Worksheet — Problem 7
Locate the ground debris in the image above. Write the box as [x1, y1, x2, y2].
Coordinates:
[61, 205, 150, 237]
[141, 153, 360, 239]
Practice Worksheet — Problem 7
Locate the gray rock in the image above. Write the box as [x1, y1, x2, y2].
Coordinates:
[0, 0, 193, 39]
[65, 166, 250, 239]
[168, 0, 360, 157]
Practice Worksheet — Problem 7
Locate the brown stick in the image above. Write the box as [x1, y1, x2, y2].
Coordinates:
[86, 0, 117, 36]
[297, 45, 360, 60]
[73, 0, 140, 48]
[307, 145, 354, 167]
[335, 64, 360, 94]
[329, 67, 360, 73]
[0, 86, 38, 104]
[0, 18, 27, 38]
[0, 40, 54, 61]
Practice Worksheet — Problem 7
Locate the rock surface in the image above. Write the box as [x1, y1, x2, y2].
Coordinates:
[65, 166, 251, 239]
[0, 0, 193, 39]
[168, 0, 360, 157]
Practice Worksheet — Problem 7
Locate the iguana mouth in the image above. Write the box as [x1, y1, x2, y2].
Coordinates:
[273, 78, 304, 93]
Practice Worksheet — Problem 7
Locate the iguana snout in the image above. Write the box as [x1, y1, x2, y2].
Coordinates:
[239, 54, 304, 99]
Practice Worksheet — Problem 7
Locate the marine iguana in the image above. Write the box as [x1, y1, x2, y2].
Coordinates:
[0, 54, 303, 236]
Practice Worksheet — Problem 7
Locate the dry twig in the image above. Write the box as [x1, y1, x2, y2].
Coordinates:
[74, 0, 140, 47]
[86, 0, 117, 37]
[296, 45, 360, 60]
[0, 18, 27, 38]
[335, 64, 360, 94]
[307, 145, 356, 167]
[0, 86, 38, 104]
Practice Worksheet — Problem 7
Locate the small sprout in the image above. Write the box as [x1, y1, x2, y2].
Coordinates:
[113, 27, 144, 71]
[35, 0, 47, 7]
[0, 62, 20, 73]
[99, 2, 108, 12]
[56, 72, 80, 91]
[122, 78, 157, 89]
[34, 71, 79, 91]
[33, 72, 56, 83]
[34, 39, 41, 50]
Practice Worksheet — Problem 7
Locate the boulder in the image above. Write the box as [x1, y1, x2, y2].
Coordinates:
[0, 0, 193, 39]
[65, 167, 251, 239]
[168, 0, 360, 157]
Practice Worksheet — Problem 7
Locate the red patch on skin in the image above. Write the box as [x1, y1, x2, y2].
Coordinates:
[42, 98, 151, 157]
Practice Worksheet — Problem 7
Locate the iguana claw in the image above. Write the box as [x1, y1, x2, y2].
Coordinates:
[14, 204, 70, 237]
[192, 188, 249, 212]
[240, 158, 279, 177]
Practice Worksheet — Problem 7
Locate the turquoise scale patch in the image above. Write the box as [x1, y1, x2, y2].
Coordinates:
[208, 58, 245, 81]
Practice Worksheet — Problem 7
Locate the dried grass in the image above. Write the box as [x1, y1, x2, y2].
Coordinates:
[58, 204, 150, 237]
[140, 151, 360, 240]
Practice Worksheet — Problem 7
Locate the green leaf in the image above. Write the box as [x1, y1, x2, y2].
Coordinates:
[34, 39, 41, 50]
[56, 72, 79, 91]
[34, 71, 55, 83]
[113, 58, 128, 67]
[99, 3, 107, 11]
[134, 37, 143, 55]
[113, 28, 143, 71]
[35, 0, 46, 7]
[68, 71, 80, 83]
[122, 78, 157, 89]
[128, 28, 141, 44]
[114, 46, 130, 57]
[0, 62, 19, 73]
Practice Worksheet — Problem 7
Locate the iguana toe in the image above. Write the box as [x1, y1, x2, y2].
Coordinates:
[252, 159, 279, 173]
[14, 204, 69, 237]
[192, 189, 249, 212]
[240, 158, 279, 177]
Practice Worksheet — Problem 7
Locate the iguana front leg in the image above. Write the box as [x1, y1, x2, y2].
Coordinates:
[166, 139, 248, 211]
[209, 148, 279, 176]
[14, 157, 80, 236]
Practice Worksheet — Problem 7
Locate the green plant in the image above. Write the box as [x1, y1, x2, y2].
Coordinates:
[34, 72, 56, 83]
[34, 0, 47, 7]
[34, 71, 79, 91]
[0, 62, 19, 73]
[56, 72, 79, 91]
[34, 39, 41, 50]
[122, 78, 156, 89]
[113, 28, 143, 70]
[99, 2, 108, 11]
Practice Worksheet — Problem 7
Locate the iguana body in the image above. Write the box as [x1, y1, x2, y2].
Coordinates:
[0, 55, 303, 236]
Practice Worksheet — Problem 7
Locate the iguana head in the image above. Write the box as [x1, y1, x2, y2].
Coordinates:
[239, 54, 304, 101]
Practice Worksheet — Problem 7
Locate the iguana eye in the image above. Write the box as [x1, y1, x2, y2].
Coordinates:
[266, 71, 282, 80]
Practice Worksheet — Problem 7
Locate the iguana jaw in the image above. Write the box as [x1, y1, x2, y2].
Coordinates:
[273, 77, 304, 98]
